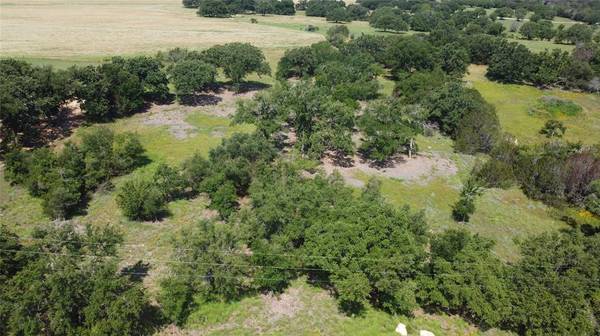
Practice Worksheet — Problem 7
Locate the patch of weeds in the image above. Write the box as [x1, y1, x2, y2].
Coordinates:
[530, 96, 582, 118]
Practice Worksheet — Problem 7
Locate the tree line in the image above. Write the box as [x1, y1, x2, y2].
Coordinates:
[184, 0, 600, 34]
[185, 0, 296, 17]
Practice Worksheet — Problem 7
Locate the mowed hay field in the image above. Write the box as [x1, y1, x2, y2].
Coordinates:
[0, 0, 323, 63]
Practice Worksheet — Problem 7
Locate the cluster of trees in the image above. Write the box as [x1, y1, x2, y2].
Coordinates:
[235, 81, 357, 159]
[155, 150, 600, 335]
[0, 224, 158, 335]
[369, 6, 409, 33]
[452, 0, 600, 24]
[358, 99, 422, 162]
[117, 133, 277, 221]
[1, 59, 71, 151]
[185, 0, 295, 17]
[255, 0, 295, 16]
[252, 36, 499, 161]
[1, 45, 271, 151]
[476, 138, 600, 219]
[0, 56, 167, 151]
[4, 128, 145, 219]
[72, 56, 169, 121]
[165, 43, 271, 96]
[486, 40, 600, 90]
[519, 21, 595, 45]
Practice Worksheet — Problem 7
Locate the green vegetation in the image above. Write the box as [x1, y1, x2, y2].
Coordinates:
[466, 65, 600, 145]
[2, 0, 600, 335]
[532, 96, 583, 117]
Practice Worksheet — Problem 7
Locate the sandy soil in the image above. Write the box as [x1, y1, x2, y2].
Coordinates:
[260, 287, 304, 323]
[141, 88, 258, 139]
[321, 153, 458, 188]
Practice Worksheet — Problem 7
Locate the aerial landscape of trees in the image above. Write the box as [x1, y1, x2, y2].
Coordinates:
[2, 0, 600, 335]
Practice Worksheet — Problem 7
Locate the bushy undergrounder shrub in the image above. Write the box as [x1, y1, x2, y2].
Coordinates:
[117, 176, 167, 221]
[531, 96, 582, 117]
[586, 180, 600, 216]
[3, 127, 145, 219]
[452, 179, 483, 223]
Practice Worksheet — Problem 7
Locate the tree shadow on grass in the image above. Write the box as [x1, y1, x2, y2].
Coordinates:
[327, 150, 354, 168]
[121, 260, 152, 282]
[216, 80, 271, 94]
[179, 93, 223, 107]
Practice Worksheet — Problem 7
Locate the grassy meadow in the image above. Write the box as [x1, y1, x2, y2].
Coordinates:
[466, 65, 600, 145]
[0, 1, 597, 335]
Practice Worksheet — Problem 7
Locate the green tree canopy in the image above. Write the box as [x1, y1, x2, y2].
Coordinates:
[170, 59, 216, 101]
[203, 43, 271, 89]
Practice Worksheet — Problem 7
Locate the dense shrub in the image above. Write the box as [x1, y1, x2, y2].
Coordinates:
[451, 179, 482, 222]
[182, 0, 199, 8]
[326, 25, 350, 46]
[425, 82, 500, 154]
[3, 127, 145, 219]
[393, 68, 450, 104]
[0, 225, 157, 335]
[417, 230, 510, 326]
[487, 41, 537, 83]
[117, 176, 167, 221]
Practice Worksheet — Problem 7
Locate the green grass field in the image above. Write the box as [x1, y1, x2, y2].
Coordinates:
[466, 65, 600, 145]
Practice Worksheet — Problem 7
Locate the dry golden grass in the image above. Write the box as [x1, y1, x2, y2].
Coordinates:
[0, 0, 323, 60]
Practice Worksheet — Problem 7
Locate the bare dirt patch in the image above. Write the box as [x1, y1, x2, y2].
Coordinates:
[322, 153, 458, 187]
[204, 86, 261, 117]
[260, 287, 304, 323]
[140, 87, 260, 139]
[142, 104, 198, 139]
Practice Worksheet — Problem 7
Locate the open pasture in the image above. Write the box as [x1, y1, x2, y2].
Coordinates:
[466, 65, 600, 145]
[0, 0, 323, 63]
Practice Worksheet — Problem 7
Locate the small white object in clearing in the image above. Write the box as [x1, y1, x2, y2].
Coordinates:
[420, 330, 435, 336]
[395, 323, 408, 336]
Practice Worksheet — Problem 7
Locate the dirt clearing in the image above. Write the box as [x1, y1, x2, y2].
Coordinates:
[322, 153, 458, 188]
